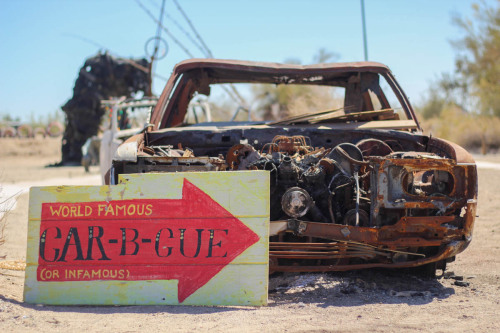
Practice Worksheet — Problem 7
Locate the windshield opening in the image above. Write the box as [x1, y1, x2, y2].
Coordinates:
[166, 71, 411, 127]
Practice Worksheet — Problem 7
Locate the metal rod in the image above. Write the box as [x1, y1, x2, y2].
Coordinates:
[354, 171, 360, 226]
[361, 0, 368, 61]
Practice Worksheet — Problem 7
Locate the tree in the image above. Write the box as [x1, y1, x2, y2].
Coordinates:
[452, 1, 500, 116]
[312, 48, 340, 63]
[416, 72, 468, 119]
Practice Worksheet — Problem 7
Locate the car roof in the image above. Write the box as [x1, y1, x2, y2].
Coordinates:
[172, 58, 392, 76]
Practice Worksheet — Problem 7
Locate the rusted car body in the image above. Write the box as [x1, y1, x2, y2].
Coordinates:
[109, 59, 477, 276]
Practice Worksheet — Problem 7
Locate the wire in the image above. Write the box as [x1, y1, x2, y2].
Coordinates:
[146, 0, 206, 54]
[171, 0, 247, 107]
[135, 0, 195, 58]
[172, 0, 214, 57]
[137, 0, 246, 106]
[63, 33, 168, 81]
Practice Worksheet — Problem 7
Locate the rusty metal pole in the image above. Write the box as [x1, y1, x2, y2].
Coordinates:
[146, 59, 154, 97]
[361, 0, 368, 61]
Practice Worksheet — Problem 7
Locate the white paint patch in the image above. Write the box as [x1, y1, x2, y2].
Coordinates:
[475, 161, 500, 170]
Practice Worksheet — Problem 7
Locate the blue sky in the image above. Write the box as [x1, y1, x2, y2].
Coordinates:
[0, 0, 491, 122]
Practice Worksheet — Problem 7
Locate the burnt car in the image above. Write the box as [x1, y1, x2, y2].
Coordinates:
[109, 59, 477, 276]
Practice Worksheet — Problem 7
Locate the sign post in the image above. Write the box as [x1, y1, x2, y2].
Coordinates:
[24, 171, 269, 306]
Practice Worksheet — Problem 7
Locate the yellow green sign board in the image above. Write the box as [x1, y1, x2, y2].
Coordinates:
[24, 171, 269, 306]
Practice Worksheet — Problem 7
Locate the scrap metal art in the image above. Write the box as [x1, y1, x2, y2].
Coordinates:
[61, 52, 151, 165]
[109, 59, 478, 276]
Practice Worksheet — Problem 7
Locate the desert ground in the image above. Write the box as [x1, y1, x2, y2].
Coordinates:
[0, 138, 498, 332]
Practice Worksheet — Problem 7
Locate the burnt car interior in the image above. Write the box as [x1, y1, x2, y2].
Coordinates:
[111, 60, 477, 276]
[157, 67, 412, 128]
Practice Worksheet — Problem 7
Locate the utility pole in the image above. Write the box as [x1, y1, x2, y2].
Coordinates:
[361, 0, 368, 61]
[146, 0, 167, 96]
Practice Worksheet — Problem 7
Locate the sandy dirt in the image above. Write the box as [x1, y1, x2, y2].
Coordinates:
[0, 138, 499, 332]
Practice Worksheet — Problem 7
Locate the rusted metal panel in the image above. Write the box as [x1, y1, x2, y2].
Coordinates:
[24, 171, 269, 306]
[272, 215, 464, 247]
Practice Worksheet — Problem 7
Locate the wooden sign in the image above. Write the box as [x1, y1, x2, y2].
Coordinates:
[24, 171, 269, 306]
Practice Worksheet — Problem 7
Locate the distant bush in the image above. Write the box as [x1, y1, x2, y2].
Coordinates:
[419, 105, 500, 154]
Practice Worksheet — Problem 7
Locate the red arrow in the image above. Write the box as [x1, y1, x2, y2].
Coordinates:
[38, 179, 261, 303]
